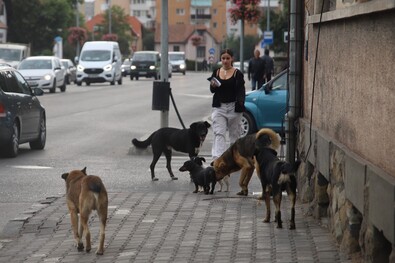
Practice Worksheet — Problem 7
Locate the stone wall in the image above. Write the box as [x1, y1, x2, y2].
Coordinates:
[297, 119, 395, 262]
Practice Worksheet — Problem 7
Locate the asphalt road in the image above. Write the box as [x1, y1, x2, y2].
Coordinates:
[1, 71, 255, 232]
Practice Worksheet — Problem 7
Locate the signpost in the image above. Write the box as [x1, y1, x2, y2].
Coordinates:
[262, 31, 273, 47]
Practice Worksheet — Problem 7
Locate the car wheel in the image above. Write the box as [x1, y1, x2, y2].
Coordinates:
[50, 79, 56, 93]
[136, 76, 139, 80]
[183, 71, 186, 75]
[30, 117, 46, 150]
[86, 82, 90, 86]
[240, 112, 257, 137]
[65, 75, 70, 85]
[76, 81, 82, 86]
[154, 73, 158, 80]
[117, 75, 122, 85]
[60, 81, 66, 92]
[1, 122, 19, 157]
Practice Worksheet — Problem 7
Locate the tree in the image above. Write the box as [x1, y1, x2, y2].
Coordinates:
[100, 6, 133, 56]
[228, 0, 261, 72]
[259, 0, 289, 54]
[6, 0, 76, 56]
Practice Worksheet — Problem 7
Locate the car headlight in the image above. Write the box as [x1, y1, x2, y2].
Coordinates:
[149, 65, 155, 70]
[131, 65, 136, 70]
[179, 64, 186, 69]
[104, 64, 112, 71]
[44, 74, 52, 81]
[77, 65, 84, 72]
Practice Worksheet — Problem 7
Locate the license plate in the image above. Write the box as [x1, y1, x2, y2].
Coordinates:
[88, 74, 98, 78]
[139, 72, 147, 75]
[28, 81, 37, 86]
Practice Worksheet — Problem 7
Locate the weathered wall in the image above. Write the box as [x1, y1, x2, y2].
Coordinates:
[299, 1, 395, 262]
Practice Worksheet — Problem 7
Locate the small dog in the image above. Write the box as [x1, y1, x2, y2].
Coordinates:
[254, 129, 298, 230]
[211, 129, 279, 196]
[132, 121, 211, 181]
[61, 167, 108, 255]
[179, 157, 217, 195]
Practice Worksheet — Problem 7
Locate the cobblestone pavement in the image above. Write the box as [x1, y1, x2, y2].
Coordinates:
[0, 187, 352, 263]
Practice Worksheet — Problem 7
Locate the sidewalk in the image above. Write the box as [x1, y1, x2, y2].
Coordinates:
[0, 129, 352, 263]
[0, 189, 351, 263]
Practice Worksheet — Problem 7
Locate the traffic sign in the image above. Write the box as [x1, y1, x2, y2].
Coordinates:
[209, 48, 215, 55]
[263, 31, 273, 45]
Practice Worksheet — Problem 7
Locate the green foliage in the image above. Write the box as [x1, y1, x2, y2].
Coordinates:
[223, 34, 261, 61]
[259, 1, 289, 53]
[94, 6, 133, 56]
[7, 0, 76, 56]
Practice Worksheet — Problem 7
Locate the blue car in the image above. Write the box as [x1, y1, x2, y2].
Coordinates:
[241, 69, 288, 137]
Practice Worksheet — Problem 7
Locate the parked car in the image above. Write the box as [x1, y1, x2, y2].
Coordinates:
[169, 51, 186, 75]
[130, 51, 172, 80]
[0, 64, 46, 157]
[18, 56, 66, 93]
[241, 69, 288, 137]
[61, 59, 76, 84]
[121, 58, 132, 77]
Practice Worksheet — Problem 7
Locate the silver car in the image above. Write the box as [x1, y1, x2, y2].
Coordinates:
[18, 56, 66, 93]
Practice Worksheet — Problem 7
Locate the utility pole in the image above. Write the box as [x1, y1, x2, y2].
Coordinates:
[75, 1, 80, 57]
[160, 0, 169, 128]
[108, 0, 112, 34]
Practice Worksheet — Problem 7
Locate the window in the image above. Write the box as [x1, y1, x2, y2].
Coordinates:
[197, 47, 206, 58]
[13, 71, 31, 95]
[176, 9, 185, 15]
[173, 46, 180, 51]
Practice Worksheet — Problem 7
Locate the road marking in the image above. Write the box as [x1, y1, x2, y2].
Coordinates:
[176, 93, 212, 99]
[9, 165, 53, 169]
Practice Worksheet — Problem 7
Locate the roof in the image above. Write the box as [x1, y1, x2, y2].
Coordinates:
[155, 23, 221, 44]
[85, 14, 142, 38]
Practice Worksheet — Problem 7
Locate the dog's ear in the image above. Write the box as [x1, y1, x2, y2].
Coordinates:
[200, 157, 206, 163]
[204, 121, 211, 128]
[61, 173, 69, 180]
[190, 122, 196, 130]
[81, 167, 87, 175]
[210, 161, 214, 166]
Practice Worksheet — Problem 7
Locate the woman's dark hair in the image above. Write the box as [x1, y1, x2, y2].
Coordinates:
[220, 48, 234, 57]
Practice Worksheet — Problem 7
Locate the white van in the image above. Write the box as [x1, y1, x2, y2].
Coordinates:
[168, 51, 186, 75]
[75, 41, 122, 86]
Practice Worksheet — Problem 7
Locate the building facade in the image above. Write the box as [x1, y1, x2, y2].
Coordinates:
[298, 0, 395, 261]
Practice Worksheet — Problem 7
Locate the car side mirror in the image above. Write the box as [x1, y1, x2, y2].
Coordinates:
[264, 86, 271, 95]
[74, 56, 79, 64]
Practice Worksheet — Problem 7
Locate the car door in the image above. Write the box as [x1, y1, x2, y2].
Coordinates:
[2, 70, 34, 141]
[53, 58, 64, 87]
[256, 71, 288, 131]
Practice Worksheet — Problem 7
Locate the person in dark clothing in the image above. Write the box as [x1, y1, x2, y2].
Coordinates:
[262, 49, 274, 83]
[248, 49, 265, 90]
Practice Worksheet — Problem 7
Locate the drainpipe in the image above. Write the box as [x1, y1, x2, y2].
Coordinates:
[286, 0, 303, 165]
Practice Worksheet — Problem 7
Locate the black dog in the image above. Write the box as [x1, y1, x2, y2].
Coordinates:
[179, 157, 216, 195]
[132, 121, 211, 181]
[254, 128, 298, 230]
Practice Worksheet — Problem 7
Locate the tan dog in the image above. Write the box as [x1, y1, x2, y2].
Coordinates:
[211, 129, 279, 196]
[61, 167, 108, 255]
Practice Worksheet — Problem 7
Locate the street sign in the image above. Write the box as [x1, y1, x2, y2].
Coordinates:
[263, 31, 273, 45]
[209, 48, 215, 55]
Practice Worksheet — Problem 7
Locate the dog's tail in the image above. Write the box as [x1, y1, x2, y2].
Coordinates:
[132, 132, 155, 149]
[256, 128, 280, 150]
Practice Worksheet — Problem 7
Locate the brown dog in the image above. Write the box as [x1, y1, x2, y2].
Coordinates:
[211, 129, 279, 196]
[61, 167, 108, 255]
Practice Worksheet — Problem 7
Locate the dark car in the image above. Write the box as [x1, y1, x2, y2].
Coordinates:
[61, 59, 77, 84]
[241, 69, 288, 137]
[130, 51, 171, 80]
[0, 65, 46, 157]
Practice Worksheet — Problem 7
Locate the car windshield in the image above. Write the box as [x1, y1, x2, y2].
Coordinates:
[61, 61, 68, 67]
[0, 48, 22, 61]
[80, 50, 111, 61]
[169, 54, 184, 61]
[18, 59, 52, 70]
[133, 53, 156, 61]
[271, 71, 287, 90]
